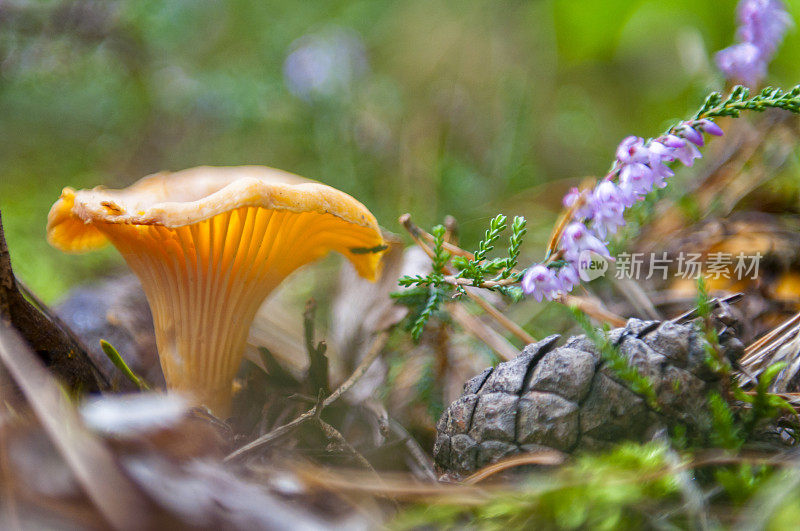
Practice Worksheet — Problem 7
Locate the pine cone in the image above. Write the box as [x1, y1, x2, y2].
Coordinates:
[433, 318, 744, 476]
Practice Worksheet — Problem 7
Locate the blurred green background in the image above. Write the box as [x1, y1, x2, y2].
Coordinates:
[1, 0, 799, 302]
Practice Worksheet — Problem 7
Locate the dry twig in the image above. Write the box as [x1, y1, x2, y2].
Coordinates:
[225, 330, 391, 461]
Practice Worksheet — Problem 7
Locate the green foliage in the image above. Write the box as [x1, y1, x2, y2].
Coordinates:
[431, 225, 451, 275]
[410, 287, 445, 341]
[394, 225, 451, 340]
[707, 390, 743, 450]
[571, 308, 659, 409]
[395, 215, 528, 340]
[694, 84, 800, 120]
[457, 214, 508, 285]
[502, 216, 528, 277]
[734, 361, 796, 436]
[694, 277, 731, 377]
[714, 464, 772, 505]
[392, 442, 680, 530]
[99, 339, 150, 391]
[705, 359, 794, 451]
[415, 356, 444, 421]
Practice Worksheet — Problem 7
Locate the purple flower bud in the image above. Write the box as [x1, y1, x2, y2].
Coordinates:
[521, 264, 558, 302]
[676, 124, 704, 146]
[563, 187, 580, 208]
[660, 134, 686, 148]
[694, 119, 725, 137]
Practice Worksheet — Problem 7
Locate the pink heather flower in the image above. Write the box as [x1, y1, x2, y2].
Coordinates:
[527, 118, 725, 302]
[716, 0, 792, 86]
[615, 136, 650, 164]
[648, 140, 676, 163]
[521, 264, 558, 301]
[555, 264, 580, 293]
[671, 140, 703, 167]
[618, 163, 655, 205]
[561, 222, 609, 261]
[646, 142, 676, 184]
[563, 187, 594, 218]
[715, 42, 767, 87]
[589, 181, 626, 238]
[737, 0, 792, 55]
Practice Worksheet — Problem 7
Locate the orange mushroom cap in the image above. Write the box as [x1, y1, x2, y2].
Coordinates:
[48, 166, 386, 414]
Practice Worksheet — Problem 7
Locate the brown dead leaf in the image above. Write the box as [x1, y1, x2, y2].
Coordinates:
[0, 325, 152, 530]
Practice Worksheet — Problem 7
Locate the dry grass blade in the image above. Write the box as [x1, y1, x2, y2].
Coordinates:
[399, 214, 474, 260]
[292, 449, 788, 510]
[294, 466, 489, 503]
[556, 293, 627, 327]
[387, 419, 437, 481]
[544, 185, 593, 259]
[739, 312, 800, 387]
[668, 293, 743, 324]
[466, 288, 536, 345]
[0, 325, 151, 531]
[449, 304, 519, 361]
[462, 449, 567, 484]
[613, 277, 662, 320]
[743, 311, 800, 361]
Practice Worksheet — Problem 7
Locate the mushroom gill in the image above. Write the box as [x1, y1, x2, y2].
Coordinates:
[47, 166, 386, 414]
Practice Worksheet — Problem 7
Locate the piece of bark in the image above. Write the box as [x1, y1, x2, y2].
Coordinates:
[0, 209, 108, 393]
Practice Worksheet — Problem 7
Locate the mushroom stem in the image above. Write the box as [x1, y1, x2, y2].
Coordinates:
[99, 212, 266, 413]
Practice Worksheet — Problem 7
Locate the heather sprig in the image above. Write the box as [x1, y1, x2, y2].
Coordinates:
[693, 84, 800, 120]
[520, 84, 800, 302]
[395, 217, 527, 339]
[396, 84, 800, 338]
[454, 214, 508, 285]
[520, 117, 715, 301]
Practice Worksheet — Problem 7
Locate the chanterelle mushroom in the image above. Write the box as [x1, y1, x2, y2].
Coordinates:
[48, 166, 386, 414]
